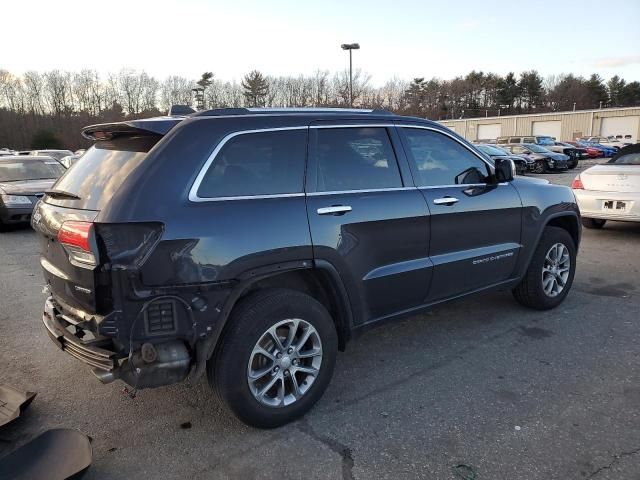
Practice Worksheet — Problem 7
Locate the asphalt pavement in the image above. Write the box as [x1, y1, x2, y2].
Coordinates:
[0, 158, 638, 479]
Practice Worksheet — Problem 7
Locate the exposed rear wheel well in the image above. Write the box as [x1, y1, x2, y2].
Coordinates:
[235, 269, 350, 350]
[546, 215, 580, 247]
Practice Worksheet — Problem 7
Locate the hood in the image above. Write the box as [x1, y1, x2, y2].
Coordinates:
[0, 179, 57, 195]
[547, 152, 569, 161]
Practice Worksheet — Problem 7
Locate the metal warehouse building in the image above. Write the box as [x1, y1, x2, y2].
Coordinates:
[439, 106, 640, 144]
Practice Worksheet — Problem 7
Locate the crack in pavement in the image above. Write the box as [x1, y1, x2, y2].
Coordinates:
[587, 447, 640, 478]
[297, 419, 354, 480]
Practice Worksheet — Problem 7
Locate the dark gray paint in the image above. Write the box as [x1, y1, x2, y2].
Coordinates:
[32, 111, 581, 389]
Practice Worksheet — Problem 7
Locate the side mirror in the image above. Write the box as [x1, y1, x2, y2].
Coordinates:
[495, 158, 515, 182]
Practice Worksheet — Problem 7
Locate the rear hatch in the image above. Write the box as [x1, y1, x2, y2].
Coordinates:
[32, 132, 164, 314]
[581, 165, 640, 193]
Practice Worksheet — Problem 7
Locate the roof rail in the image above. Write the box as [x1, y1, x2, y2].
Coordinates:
[193, 107, 395, 117]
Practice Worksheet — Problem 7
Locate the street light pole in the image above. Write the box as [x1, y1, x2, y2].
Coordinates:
[341, 43, 360, 107]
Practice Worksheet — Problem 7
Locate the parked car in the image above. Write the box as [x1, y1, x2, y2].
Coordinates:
[0, 155, 66, 230]
[496, 135, 556, 147]
[577, 141, 618, 158]
[572, 144, 640, 228]
[60, 154, 82, 168]
[475, 144, 529, 175]
[579, 136, 630, 150]
[564, 141, 602, 158]
[546, 142, 588, 168]
[33, 107, 581, 428]
[501, 143, 570, 173]
[30, 149, 73, 162]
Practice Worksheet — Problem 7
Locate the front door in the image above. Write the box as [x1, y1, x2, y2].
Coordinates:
[305, 122, 432, 323]
[397, 125, 522, 302]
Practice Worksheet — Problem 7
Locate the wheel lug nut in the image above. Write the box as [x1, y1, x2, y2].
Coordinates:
[284, 370, 290, 377]
[276, 353, 282, 359]
[274, 366, 280, 372]
[287, 348, 293, 354]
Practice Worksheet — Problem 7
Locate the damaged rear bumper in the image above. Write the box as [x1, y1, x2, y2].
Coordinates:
[42, 296, 192, 389]
[43, 297, 116, 371]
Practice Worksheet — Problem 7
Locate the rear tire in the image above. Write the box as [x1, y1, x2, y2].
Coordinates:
[513, 226, 576, 310]
[208, 288, 338, 428]
[568, 157, 578, 169]
[581, 218, 606, 229]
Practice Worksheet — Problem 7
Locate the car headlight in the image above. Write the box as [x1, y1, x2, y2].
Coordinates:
[0, 194, 32, 205]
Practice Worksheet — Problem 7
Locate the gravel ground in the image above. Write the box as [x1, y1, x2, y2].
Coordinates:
[0, 157, 638, 479]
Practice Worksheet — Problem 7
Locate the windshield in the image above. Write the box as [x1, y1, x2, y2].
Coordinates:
[536, 136, 555, 146]
[0, 159, 65, 182]
[34, 150, 72, 161]
[609, 145, 640, 165]
[49, 135, 160, 210]
[524, 144, 549, 153]
[477, 145, 507, 156]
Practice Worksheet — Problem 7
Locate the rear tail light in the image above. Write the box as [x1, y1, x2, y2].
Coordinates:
[571, 175, 584, 190]
[58, 221, 98, 267]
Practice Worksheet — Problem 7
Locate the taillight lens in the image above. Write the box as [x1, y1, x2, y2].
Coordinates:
[571, 175, 584, 189]
[58, 221, 97, 267]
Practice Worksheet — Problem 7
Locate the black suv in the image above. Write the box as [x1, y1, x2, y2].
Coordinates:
[33, 107, 581, 428]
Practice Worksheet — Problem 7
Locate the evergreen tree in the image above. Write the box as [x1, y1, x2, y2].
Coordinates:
[518, 70, 543, 111]
[586, 74, 609, 108]
[242, 70, 269, 107]
[607, 75, 626, 106]
[496, 72, 519, 112]
[403, 78, 426, 116]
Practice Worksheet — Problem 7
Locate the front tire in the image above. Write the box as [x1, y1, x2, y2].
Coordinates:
[513, 226, 576, 310]
[582, 218, 606, 229]
[208, 289, 338, 428]
[533, 160, 546, 174]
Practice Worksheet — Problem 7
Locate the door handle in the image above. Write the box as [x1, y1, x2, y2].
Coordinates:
[433, 196, 459, 205]
[317, 205, 352, 215]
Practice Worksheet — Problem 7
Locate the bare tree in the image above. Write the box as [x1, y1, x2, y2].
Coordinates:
[160, 76, 193, 111]
[44, 70, 73, 116]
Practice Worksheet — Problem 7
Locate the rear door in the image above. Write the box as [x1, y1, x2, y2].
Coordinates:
[397, 125, 522, 301]
[32, 134, 161, 313]
[305, 121, 432, 323]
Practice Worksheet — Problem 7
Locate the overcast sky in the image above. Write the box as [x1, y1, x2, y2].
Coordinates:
[3, 0, 639, 84]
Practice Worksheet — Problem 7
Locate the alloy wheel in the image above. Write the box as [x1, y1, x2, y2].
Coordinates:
[247, 318, 323, 407]
[541, 243, 571, 297]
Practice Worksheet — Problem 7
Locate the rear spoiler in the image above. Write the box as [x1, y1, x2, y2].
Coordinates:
[82, 117, 183, 141]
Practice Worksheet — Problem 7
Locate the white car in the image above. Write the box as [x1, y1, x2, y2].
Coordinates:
[572, 145, 640, 228]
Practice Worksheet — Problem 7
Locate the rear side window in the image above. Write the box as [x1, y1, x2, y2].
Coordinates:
[315, 127, 402, 192]
[197, 129, 307, 198]
[49, 135, 159, 210]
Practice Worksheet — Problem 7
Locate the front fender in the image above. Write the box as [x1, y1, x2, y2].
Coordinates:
[511, 178, 581, 278]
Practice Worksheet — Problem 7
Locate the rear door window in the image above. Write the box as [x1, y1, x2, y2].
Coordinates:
[314, 127, 402, 191]
[47, 135, 160, 210]
[196, 129, 307, 198]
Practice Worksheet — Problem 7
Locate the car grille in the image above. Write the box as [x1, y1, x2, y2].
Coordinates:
[145, 300, 177, 335]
